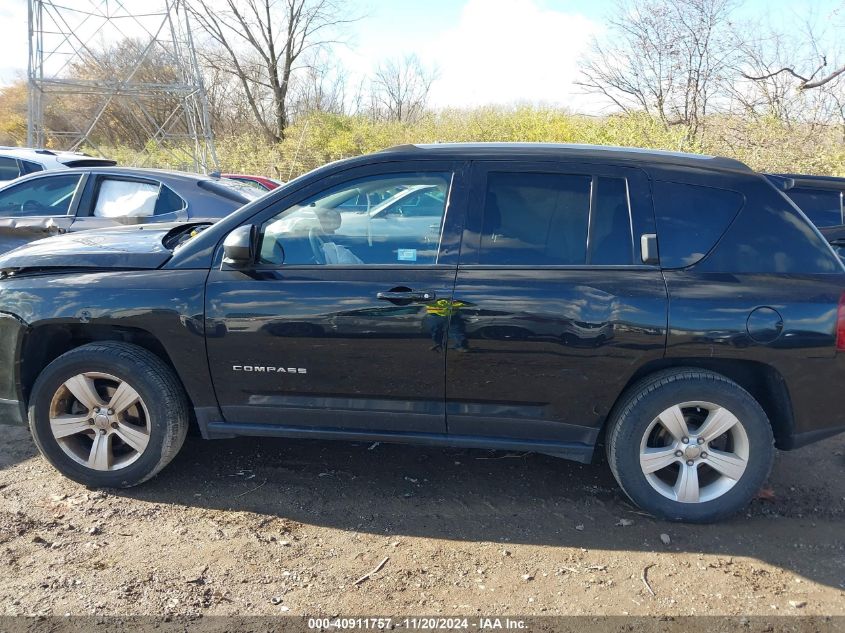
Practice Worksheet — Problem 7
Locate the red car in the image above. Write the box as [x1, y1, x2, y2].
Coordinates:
[220, 173, 284, 191]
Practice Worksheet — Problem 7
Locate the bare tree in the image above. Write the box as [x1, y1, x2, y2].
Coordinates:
[288, 53, 348, 117]
[188, 0, 354, 142]
[727, 8, 845, 146]
[577, 0, 738, 139]
[727, 27, 798, 121]
[740, 10, 845, 92]
[369, 54, 436, 123]
[744, 61, 845, 91]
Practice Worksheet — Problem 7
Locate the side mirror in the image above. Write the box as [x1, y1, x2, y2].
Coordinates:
[223, 224, 256, 266]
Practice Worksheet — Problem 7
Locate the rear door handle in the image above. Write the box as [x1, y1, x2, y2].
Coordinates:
[377, 290, 436, 302]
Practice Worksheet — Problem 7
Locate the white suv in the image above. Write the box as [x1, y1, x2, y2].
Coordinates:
[0, 147, 116, 183]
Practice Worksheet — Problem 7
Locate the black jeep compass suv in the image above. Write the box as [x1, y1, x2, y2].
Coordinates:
[1, 143, 843, 523]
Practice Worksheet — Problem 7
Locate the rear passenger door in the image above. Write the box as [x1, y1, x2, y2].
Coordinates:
[70, 174, 188, 232]
[445, 161, 667, 452]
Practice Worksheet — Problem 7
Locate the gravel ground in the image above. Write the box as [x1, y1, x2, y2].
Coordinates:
[0, 423, 843, 618]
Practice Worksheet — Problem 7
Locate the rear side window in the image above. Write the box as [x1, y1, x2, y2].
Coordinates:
[0, 157, 20, 181]
[784, 188, 843, 227]
[19, 160, 43, 175]
[155, 185, 186, 215]
[480, 173, 590, 265]
[653, 181, 744, 268]
[700, 182, 841, 274]
[478, 172, 634, 266]
[93, 178, 186, 218]
[94, 179, 160, 218]
[589, 177, 633, 265]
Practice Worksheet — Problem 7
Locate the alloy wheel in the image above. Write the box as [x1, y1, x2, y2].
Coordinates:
[639, 401, 749, 503]
[48, 372, 151, 471]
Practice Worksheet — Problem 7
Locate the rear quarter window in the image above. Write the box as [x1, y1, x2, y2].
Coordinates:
[699, 179, 841, 274]
[19, 160, 44, 175]
[653, 180, 744, 268]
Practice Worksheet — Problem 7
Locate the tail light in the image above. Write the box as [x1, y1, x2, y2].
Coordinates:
[837, 292, 845, 351]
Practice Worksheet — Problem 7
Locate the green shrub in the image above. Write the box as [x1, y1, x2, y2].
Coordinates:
[92, 107, 845, 179]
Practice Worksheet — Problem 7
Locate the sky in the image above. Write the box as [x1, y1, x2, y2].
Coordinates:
[1, 0, 843, 113]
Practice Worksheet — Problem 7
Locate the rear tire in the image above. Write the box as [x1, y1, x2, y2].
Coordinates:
[29, 342, 189, 488]
[606, 368, 774, 522]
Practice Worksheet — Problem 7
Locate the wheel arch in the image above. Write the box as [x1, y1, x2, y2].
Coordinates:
[20, 323, 195, 415]
[604, 358, 794, 450]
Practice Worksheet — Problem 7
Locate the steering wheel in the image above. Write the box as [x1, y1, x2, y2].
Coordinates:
[308, 227, 326, 265]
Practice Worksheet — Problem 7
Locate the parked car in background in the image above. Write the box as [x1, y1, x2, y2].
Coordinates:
[0, 147, 116, 183]
[2, 143, 845, 523]
[0, 167, 259, 252]
[766, 173, 845, 255]
[219, 173, 284, 191]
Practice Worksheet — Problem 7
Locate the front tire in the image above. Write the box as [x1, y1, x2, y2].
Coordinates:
[606, 368, 774, 522]
[29, 342, 189, 488]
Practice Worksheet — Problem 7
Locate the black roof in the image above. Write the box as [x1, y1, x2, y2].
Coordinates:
[378, 142, 752, 172]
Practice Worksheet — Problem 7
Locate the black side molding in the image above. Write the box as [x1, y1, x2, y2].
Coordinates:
[201, 421, 596, 463]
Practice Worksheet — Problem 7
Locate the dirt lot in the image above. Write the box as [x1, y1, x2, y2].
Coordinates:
[0, 423, 843, 618]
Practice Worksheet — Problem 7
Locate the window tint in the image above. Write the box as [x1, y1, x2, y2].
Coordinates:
[0, 174, 81, 217]
[653, 181, 744, 268]
[700, 182, 840, 274]
[477, 173, 635, 266]
[480, 173, 591, 265]
[154, 185, 186, 215]
[784, 188, 843, 227]
[259, 172, 451, 266]
[589, 177, 633, 265]
[19, 160, 43, 175]
[0, 157, 20, 181]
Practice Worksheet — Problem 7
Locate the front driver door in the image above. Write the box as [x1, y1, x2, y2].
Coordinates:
[205, 161, 467, 434]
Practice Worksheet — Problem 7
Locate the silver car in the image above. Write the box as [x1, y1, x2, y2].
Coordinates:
[0, 147, 116, 183]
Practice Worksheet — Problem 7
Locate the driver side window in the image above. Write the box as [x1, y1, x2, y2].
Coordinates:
[258, 172, 452, 266]
[0, 174, 82, 217]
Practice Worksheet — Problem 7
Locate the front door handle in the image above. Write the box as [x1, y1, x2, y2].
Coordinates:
[377, 290, 436, 302]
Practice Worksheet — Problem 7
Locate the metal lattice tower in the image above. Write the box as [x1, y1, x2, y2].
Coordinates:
[27, 0, 217, 173]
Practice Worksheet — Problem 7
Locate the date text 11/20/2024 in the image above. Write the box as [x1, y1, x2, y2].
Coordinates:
[306, 618, 527, 630]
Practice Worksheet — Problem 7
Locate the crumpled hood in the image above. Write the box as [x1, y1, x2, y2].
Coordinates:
[0, 224, 178, 272]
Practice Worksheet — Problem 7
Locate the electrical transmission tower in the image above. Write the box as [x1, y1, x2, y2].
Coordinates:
[27, 0, 217, 173]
